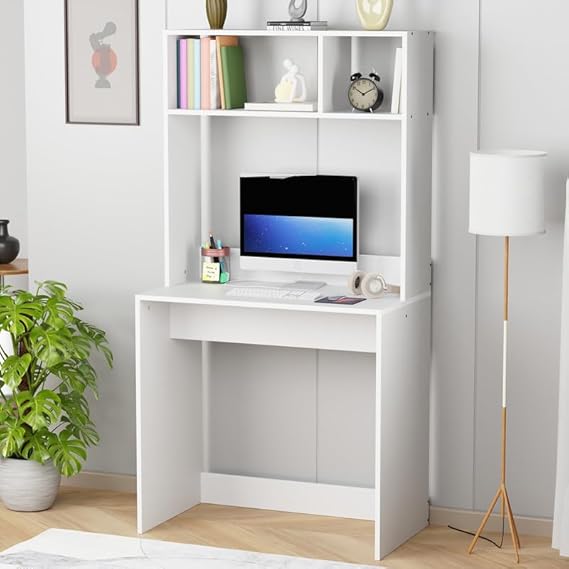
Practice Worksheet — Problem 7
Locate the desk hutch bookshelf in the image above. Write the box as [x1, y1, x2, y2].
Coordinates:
[136, 27, 434, 561]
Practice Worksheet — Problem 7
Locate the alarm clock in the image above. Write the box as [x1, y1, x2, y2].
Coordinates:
[348, 72, 384, 112]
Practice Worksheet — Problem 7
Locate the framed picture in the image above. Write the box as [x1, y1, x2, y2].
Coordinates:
[65, 0, 139, 125]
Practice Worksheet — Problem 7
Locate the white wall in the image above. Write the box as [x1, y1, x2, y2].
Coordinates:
[0, 0, 28, 290]
[23, 0, 166, 475]
[19, 0, 566, 521]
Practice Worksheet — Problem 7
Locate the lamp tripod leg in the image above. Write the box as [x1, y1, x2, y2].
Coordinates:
[504, 486, 521, 549]
[503, 486, 520, 562]
[467, 488, 501, 554]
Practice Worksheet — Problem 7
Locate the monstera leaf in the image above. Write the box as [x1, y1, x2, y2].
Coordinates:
[0, 418, 26, 457]
[48, 430, 87, 477]
[0, 294, 43, 336]
[29, 327, 74, 368]
[68, 421, 100, 447]
[16, 390, 61, 431]
[60, 392, 90, 427]
[21, 429, 52, 463]
[0, 353, 32, 390]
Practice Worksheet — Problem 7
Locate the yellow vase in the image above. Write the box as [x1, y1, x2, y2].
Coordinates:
[356, 0, 393, 31]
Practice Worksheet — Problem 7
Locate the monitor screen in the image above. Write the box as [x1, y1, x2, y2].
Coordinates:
[240, 176, 358, 263]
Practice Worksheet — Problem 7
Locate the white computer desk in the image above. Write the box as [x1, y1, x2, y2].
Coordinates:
[135, 282, 431, 560]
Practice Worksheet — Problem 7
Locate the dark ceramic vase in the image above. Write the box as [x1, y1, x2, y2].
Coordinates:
[0, 220, 20, 264]
[206, 0, 227, 29]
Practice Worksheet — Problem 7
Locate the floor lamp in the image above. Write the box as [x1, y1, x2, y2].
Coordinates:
[468, 149, 547, 563]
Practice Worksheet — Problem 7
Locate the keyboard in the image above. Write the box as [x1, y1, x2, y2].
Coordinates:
[225, 282, 324, 301]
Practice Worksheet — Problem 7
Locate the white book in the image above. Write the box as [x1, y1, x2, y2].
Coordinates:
[391, 47, 403, 114]
[267, 25, 327, 31]
[244, 101, 317, 112]
[210, 39, 220, 110]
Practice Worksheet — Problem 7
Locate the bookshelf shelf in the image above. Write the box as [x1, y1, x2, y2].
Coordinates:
[166, 29, 419, 39]
[167, 108, 404, 121]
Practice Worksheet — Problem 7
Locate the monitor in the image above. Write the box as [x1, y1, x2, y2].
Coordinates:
[240, 175, 358, 275]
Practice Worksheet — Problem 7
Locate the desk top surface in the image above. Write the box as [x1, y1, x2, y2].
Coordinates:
[136, 282, 426, 316]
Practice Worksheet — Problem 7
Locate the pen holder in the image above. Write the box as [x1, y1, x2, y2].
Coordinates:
[201, 247, 231, 284]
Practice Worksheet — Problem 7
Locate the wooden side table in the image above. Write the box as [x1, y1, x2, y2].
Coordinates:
[0, 259, 28, 288]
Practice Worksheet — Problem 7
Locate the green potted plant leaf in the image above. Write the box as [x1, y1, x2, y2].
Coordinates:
[0, 281, 112, 511]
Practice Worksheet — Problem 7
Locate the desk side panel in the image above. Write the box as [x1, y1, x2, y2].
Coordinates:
[136, 300, 203, 533]
[375, 296, 431, 559]
[169, 304, 376, 353]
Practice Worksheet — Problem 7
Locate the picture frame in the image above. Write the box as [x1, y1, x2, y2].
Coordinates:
[65, 0, 140, 125]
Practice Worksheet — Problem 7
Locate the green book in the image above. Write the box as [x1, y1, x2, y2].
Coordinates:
[220, 46, 247, 109]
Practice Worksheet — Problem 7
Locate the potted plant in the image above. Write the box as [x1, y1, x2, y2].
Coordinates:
[0, 281, 112, 511]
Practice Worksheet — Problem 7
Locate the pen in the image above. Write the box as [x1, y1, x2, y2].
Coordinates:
[217, 239, 225, 273]
[209, 233, 219, 263]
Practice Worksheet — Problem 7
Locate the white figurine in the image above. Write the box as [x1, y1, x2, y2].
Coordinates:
[288, 0, 307, 22]
[274, 59, 307, 104]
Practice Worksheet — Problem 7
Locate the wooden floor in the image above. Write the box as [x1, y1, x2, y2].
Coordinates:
[0, 488, 566, 568]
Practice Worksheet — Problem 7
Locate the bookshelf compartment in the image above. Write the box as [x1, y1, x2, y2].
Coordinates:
[168, 34, 318, 112]
[202, 118, 402, 260]
[321, 36, 403, 115]
[241, 36, 318, 107]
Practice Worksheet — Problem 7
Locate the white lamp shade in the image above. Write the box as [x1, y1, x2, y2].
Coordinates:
[469, 150, 547, 236]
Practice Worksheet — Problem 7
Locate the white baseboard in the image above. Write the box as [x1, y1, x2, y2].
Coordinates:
[201, 472, 375, 520]
[60, 473, 553, 539]
[61, 471, 136, 494]
[429, 506, 553, 538]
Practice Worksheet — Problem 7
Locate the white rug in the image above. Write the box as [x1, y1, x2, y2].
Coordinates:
[0, 529, 382, 569]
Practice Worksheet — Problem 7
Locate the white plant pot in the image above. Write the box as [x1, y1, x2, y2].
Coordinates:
[0, 458, 61, 511]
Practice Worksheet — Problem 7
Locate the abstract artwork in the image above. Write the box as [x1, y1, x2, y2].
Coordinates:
[0, 529, 382, 569]
[65, 0, 139, 125]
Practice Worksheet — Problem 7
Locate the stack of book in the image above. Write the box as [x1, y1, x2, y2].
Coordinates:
[176, 36, 247, 110]
[266, 20, 327, 31]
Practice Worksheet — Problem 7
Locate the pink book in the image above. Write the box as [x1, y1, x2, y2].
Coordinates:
[179, 38, 188, 109]
[201, 37, 211, 110]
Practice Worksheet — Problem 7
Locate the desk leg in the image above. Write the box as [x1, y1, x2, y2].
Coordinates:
[375, 297, 431, 560]
[136, 300, 203, 534]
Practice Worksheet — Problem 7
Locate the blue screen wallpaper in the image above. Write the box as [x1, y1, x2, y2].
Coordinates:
[243, 215, 354, 258]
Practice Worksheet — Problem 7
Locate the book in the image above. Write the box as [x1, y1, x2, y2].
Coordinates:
[178, 39, 188, 109]
[220, 45, 247, 109]
[267, 20, 327, 26]
[216, 36, 239, 109]
[176, 39, 180, 108]
[244, 101, 316, 112]
[315, 296, 366, 305]
[267, 25, 327, 31]
[193, 38, 201, 110]
[391, 47, 403, 114]
[210, 38, 220, 109]
[186, 39, 195, 110]
[201, 37, 211, 110]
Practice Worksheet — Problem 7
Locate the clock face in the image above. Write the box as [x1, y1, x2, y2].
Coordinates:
[348, 78, 380, 111]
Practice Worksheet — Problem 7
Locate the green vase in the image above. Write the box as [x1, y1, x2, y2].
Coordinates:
[206, 0, 227, 30]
